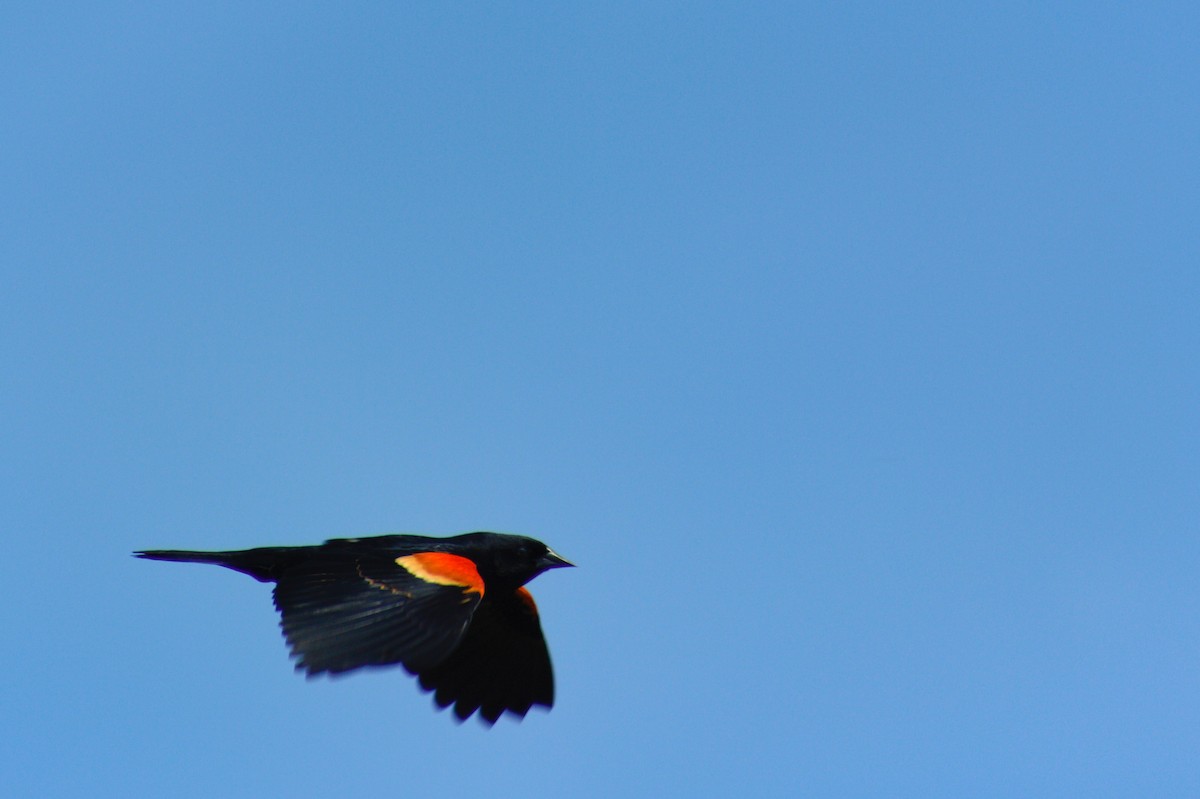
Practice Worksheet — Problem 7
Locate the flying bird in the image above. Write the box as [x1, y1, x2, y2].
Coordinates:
[136, 532, 573, 725]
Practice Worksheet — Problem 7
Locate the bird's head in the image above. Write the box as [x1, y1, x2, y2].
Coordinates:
[457, 532, 574, 588]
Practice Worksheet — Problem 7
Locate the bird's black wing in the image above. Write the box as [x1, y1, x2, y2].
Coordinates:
[416, 587, 555, 725]
[273, 551, 485, 676]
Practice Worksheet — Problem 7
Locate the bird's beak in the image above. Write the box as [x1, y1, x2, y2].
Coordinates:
[541, 549, 575, 570]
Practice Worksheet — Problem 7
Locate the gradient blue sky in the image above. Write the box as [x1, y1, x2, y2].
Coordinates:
[3, 3, 1198, 796]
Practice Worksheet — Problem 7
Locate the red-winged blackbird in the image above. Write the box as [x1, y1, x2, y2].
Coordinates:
[136, 532, 573, 725]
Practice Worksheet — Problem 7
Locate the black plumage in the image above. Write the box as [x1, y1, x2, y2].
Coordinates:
[136, 532, 572, 725]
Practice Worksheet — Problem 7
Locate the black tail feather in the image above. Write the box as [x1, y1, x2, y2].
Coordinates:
[134, 547, 301, 582]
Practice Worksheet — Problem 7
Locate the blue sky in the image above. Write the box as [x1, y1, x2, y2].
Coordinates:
[3, 3, 1197, 796]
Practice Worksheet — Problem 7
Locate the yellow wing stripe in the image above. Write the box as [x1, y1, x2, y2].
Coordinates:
[395, 553, 485, 596]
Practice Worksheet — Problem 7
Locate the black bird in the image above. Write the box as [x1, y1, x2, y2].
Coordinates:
[136, 532, 573, 725]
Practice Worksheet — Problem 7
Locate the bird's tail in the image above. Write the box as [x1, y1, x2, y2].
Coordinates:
[134, 546, 304, 582]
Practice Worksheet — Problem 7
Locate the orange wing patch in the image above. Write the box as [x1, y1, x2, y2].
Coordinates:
[395, 553, 485, 596]
[515, 586, 538, 614]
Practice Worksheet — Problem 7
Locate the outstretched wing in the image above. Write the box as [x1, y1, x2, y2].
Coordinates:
[273, 552, 485, 676]
[416, 587, 555, 725]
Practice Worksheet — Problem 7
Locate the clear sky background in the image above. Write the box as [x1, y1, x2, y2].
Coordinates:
[3, 3, 1197, 797]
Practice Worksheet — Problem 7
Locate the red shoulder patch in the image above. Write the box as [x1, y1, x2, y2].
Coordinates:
[515, 586, 538, 614]
[395, 552, 485, 596]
